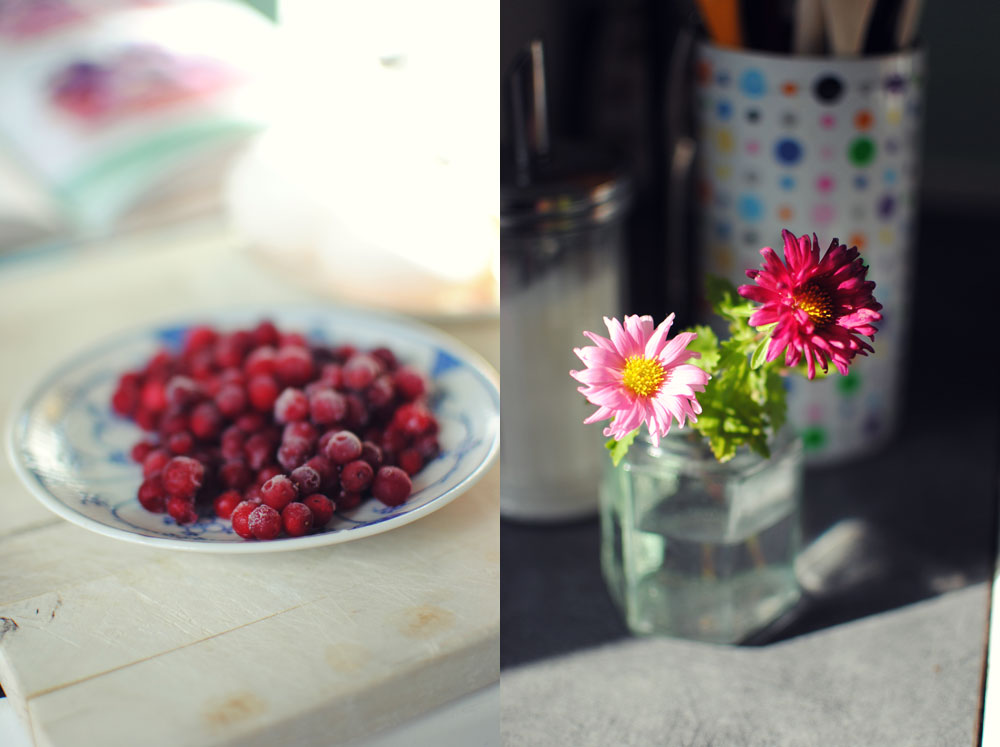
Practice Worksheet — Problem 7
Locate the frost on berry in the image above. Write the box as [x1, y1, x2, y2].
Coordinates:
[260, 474, 298, 511]
[248, 504, 282, 540]
[274, 387, 309, 424]
[162, 456, 204, 499]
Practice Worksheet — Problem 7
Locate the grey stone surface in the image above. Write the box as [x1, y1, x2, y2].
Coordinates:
[501, 584, 989, 746]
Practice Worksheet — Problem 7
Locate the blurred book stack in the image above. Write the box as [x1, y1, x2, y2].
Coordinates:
[0, 0, 274, 254]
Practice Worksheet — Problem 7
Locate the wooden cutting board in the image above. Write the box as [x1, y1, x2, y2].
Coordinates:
[0, 221, 500, 746]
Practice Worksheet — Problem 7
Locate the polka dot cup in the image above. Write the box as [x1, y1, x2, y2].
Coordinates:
[694, 43, 924, 464]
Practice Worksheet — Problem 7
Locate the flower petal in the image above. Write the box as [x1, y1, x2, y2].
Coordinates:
[642, 313, 676, 358]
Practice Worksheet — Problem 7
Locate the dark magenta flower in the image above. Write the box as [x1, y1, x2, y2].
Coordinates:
[738, 230, 882, 379]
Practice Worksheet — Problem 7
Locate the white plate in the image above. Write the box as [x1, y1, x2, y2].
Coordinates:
[5, 306, 499, 553]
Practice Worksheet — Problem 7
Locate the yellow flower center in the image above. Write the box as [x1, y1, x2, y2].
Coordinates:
[621, 355, 666, 397]
[793, 283, 834, 325]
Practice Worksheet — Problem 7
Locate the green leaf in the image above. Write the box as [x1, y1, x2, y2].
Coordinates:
[750, 335, 771, 370]
[605, 428, 639, 467]
[685, 325, 720, 373]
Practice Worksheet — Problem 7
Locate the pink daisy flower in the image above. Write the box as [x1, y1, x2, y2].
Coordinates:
[570, 314, 710, 446]
[738, 230, 882, 379]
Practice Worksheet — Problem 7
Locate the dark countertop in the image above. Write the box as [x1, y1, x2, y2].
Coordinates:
[501, 203, 1000, 670]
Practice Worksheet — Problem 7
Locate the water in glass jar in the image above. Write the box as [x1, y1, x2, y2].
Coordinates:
[602, 436, 802, 643]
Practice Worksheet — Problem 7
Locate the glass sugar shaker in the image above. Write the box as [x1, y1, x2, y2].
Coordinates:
[501, 39, 632, 522]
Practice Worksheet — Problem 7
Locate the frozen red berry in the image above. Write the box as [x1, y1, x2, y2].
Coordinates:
[242, 486, 263, 504]
[134, 406, 158, 431]
[332, 344, 357, 362]
[360, 441, 384, 470]
[282, 421, 317, 445]
[251, 320, 280, 347]
[281, 331, 309, 348]
[137, 476, 167, 513]
[190, 401, 223, 440]
[167, 431, 194, 455]
[142, 448, 171, 478]
[248, 504, 282, 540]
[290, 464, 321, 494]
[219, 367, 245, 387]
[162, 456, 205, 498]
[235, 411, 267, 434]
[243, 432, 274, 471]
[247, 374, 280, 413]
[165, 375, 201, 407]
[381, 424, 408, 454]
[131, 440, 156, 463]
[319, 363, 343, 389]
[275, 345, 315, 387]
[393, 366, 426, 401]
[324, 430, 362, 465]
[281, 502, 314, 537]
[336, 488, 363, 510]
[220, 426, 245, 460]
[260, 474, 298, 511]
[230, 500, 257, 538]
[140, 379, 168, 414]
[392, 402, 434, 437]
[309, 388, 347, 425]
[184, 325, 218, 355]
[243, 345, 277, 378]
[167, 495, 199, 524]
[143, 351, 171, 377]
[213, 334, 247, 370]
[188, 349, 215, 380]
[214, 383, 247, 418]
[340, 459, 374, 492]
[303, 493, 334, 526]
[397, 448, 423, 476]
[414, 434, 440, 461]
[372, 466, 412, 507]
[366, 376, 395, 409]
[274, 387, 309, 423]
[219, 460, 253, 490]
[112, 376, 141, 416]
[277, 439, 310, 471]
[305, 455, 336, 486]
[213, 490, 243, 519]
[343, 394, 369, 430]
[158, 409, 189, 436]
[371, 346, 398, 371]
[256, 464, 283, 486]
[343, 354, 381, 391]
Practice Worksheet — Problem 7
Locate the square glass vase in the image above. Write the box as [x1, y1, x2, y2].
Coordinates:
[600, 427, 803, 643]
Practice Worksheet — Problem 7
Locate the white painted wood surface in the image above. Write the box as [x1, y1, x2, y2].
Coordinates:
[0, 221, 500, 746]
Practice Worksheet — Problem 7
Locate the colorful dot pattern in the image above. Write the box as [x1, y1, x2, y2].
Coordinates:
[695, 45, 923, 464]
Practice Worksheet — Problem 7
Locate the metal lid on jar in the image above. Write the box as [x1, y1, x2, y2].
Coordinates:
[500, 140, 632, 234]
[501, 38, 631, 236]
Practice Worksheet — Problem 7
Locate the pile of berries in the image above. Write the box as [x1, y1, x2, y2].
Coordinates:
[111, 320, 440, 541]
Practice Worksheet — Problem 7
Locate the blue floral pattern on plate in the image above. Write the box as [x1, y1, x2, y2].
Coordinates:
[5, 306, 499, 553]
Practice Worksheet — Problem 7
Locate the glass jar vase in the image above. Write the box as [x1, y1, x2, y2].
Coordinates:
[600, 427, 803, 643]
